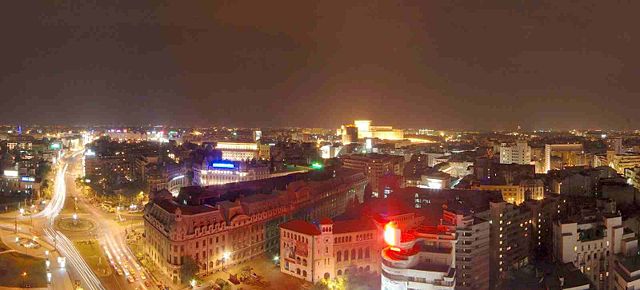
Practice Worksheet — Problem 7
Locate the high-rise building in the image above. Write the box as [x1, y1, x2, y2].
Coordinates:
[489, 200, 532, 289]
[340, 153, 405, 197]
[340, 125, 359, 145]
[499, 141, 531, 165]
[442, 208, 490, 290]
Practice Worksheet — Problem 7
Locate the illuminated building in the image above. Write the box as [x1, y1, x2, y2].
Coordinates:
[553, 214, 635, 289]
[214, 142, 270, 161]
[417, 171, 451, 190]
[499, 141, 531, 165]
[83, 150, 133, 181]
[544, 144, 587, 173]
[610, 153, 640, 175]
[519, 178, 545, 201]
[143, 169, 367, 282]
[472, 184, 525, 205]
[489, 200, 531, 289]
[380, 222, 457, 290]
[340, 153, 404, 197]
[340, 120, 404, 142]
[625, 166, 640, 190]
[320, 144, 342, 159]
[279, 218, 381, 283]
[442, 208, 490, 290]
[340, 125, 358, 145]
[192, 160, 270, 186]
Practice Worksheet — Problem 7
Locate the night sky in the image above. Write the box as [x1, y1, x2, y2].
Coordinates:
[1, 1, 639, 130]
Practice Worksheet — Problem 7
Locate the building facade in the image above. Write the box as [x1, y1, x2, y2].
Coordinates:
[279, 218, 381, 283]
[143, 170, 367, 282]
[499, 141, 531, 165]
[380, 223, 457, 290]
[340, 153, 404, 197]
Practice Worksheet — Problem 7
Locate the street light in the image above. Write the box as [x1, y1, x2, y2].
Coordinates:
[190, 279, 197, 288]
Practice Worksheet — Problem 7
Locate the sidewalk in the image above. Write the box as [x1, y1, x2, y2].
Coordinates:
[0, 229, 74, 290]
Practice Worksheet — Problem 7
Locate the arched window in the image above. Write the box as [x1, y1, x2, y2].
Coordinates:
[344, 250, 349, 261]
[365, 247, 370, 258]
[365, 265, 370, 272]
[337, 251, 342, 262]
[324, 273, 330, 280]
[297, 268, 301, 275]
[337, 270, 343, 276]
[351, 249, 356, 260]
[358, 248, 363, 259]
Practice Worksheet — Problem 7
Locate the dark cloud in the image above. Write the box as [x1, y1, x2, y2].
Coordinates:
[1, 0, 638, 130]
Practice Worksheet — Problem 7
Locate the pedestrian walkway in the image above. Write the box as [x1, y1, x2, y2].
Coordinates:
[0, 229, 75, 290]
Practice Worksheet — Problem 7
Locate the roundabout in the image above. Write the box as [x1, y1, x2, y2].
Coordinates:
[56, 215, 96, 232]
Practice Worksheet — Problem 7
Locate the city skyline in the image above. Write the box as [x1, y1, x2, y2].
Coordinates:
[1, 1, 639, 129]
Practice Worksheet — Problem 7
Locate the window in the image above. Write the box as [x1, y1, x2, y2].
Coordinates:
[351, 249, 356, 260]
[337, 252, 342, 262]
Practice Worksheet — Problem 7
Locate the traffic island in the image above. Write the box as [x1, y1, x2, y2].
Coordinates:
[73, 240, 112, 278]
[55, 216, 96, 232]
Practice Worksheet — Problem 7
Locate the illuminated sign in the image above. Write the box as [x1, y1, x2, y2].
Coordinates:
[50, 143, 61, 150]
[84, 149, 96, 156]
[20, 176, 35, 182]
[3, 170, 18, 178]
[211, 162, 235, 169]
[311, 162, 323, 169]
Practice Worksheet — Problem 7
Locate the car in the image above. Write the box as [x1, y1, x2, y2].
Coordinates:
[127, 275, 135, 283]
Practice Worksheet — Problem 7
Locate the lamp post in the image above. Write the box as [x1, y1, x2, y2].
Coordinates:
[222, 251, 231, 271]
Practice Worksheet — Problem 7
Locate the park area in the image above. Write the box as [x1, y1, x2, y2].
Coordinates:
[75, 239, 112, 277]
[0, 240, 47, 288]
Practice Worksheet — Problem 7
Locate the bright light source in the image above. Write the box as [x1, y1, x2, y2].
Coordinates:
[311, 162, 323, 169]
[72, 213, 78, 220]
[384, 222, 399, 246]
[273, 255, 279, 262]
[4, 170, 18, 178]
[190, 279, 197, 287]
[47, 272, 52, 283]
[223, 251, 231, 260]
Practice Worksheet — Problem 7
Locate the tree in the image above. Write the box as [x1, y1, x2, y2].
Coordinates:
[180, 256, 199, 283]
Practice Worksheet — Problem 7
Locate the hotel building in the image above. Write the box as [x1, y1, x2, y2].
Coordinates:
[143, 169, 367, 283]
